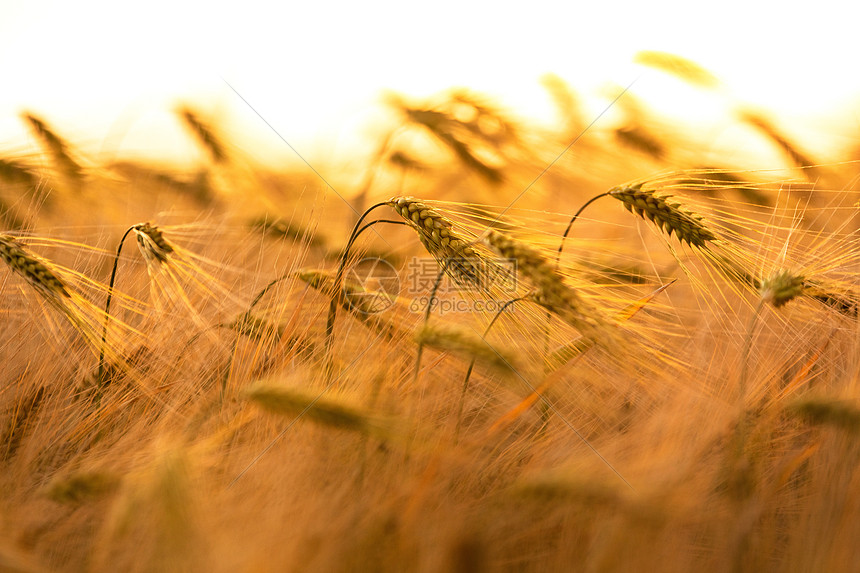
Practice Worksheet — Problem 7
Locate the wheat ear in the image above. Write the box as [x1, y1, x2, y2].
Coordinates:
[483, 230, 609, 336]
[323, 202, 404, 374]
[386, 196, 504, 291]
[245, 381, 395, 438]
[99, 222, 177, 386]
[608, 183, 717, 247]
[178, 107, 228, 164]
[21, 113, 83, 185]
[0, 234, 70, 300]
[298, 269, 404, 341]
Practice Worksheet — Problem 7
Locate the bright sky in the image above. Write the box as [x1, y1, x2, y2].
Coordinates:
[1, 0, 858, 167]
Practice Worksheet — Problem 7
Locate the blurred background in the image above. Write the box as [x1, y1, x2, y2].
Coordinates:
[2, 0, 858, 175]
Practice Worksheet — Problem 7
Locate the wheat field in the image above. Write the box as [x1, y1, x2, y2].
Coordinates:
[2, 58, 860, 572]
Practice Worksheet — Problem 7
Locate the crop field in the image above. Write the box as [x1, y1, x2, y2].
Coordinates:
[1, 54, 860, 572]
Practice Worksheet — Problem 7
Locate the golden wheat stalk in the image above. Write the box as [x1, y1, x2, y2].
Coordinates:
[415, 322, 519, 377]
[298, 268, 404, 340]
[245, 382, 395, 438]
[178, 107, 228, 164]
[21, 113, 83, 184]
[608, 183, 718, 247]
[0, 234, 70, 300]
[386, 196, 505, 291]
[132, 222, 176, 265]
[483, 230, 609, 336]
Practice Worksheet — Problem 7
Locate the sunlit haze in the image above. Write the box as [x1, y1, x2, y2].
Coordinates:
[2, 0, 858, 169]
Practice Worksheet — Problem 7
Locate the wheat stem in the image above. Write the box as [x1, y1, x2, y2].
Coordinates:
[556, 192, 611, 264]
[412, 233, 488, 386]
[324, 202, 389, 374]
[98, 225, 136, 386]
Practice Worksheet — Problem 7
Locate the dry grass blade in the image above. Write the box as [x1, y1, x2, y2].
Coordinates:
[608, 183, 718, 247]
[245, 382, 395, 438]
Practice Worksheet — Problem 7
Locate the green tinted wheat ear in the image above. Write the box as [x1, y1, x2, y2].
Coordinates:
[760, 270, 805, 308]
[0, 234, 70, 300]
[415, 323, 520, 377]
[609, 183, 717, 247]
[483, 230, 609, 336]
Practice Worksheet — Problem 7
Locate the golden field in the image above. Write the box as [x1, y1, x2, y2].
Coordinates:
[2, 57, 860, 572]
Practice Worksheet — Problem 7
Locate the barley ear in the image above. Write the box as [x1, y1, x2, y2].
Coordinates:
[132, 222, 176, 265]
[483, 230, 609, 336]
[178, 107, 228, 164]
[760, 270, 804, 308]
[608, 183, 717, 247]
[0, 235, 70, 300]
